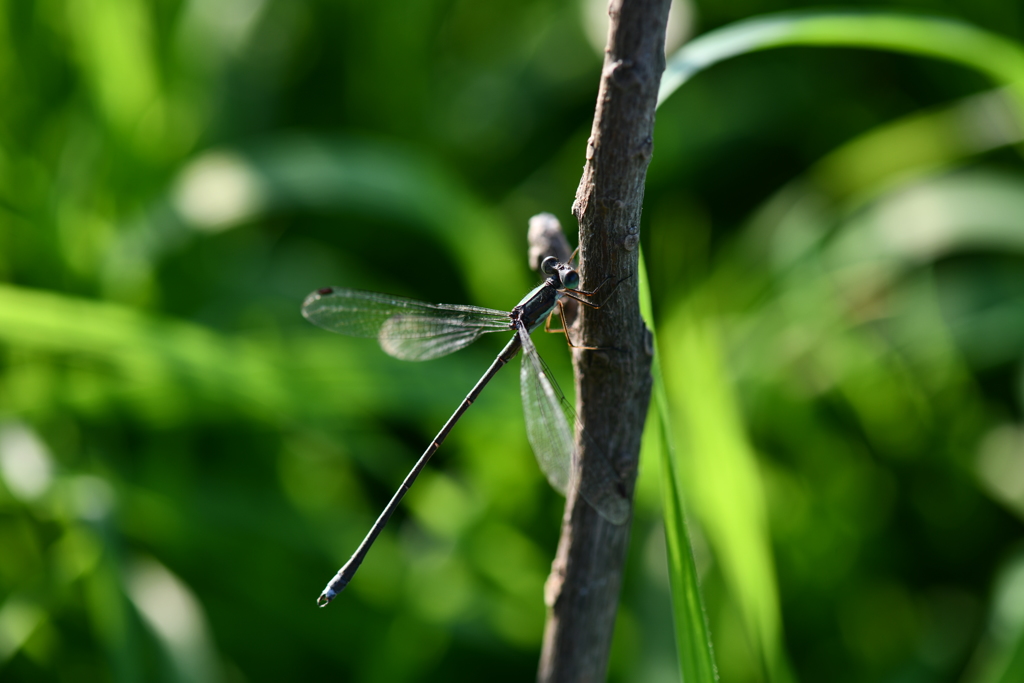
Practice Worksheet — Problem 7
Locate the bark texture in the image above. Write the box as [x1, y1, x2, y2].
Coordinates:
[537, 0, 668, 681]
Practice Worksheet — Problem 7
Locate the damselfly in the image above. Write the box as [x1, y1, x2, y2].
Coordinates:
[302, 257, 628, 607]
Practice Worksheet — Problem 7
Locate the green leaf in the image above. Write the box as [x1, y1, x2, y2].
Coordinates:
[639, 251, 719, 682]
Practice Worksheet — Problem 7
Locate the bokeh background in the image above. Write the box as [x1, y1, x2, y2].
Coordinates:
[2, 1, 1024, 682]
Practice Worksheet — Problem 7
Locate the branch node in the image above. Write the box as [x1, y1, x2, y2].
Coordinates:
[636, 135, 653, 159]
[544, 562, 566, 607]
[608, 59, 638, 89]
[571, 197, 586, 222]
[624, 224, 639, 251]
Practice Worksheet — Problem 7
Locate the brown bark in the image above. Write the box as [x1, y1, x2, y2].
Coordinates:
[536, 0, 667, 681]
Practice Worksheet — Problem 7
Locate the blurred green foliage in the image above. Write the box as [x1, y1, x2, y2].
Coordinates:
[3, 1, 1024, 683]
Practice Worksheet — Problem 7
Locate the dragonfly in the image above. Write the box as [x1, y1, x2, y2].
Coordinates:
[302, 256, 629, 607]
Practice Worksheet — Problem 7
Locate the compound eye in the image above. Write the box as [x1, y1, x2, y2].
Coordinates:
[541, 256, 559, 276]
[560, 268, 580, 290]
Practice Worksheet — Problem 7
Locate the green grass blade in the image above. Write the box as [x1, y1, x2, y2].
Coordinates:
[639, 251, 719, 682]
[972, 604, 1024, 683]
[0, 282, 481, 425]
[805, 90, 1023, 202]
[658, 11, 1024, 123]
[661, 297, 794, 683]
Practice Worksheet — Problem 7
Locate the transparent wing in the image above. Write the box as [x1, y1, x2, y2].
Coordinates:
[302, 287, 510, 361]
[519, 323, 574, 496]
[517, 323, 630, 525]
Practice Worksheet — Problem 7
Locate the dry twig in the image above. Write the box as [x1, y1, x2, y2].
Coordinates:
[536, 0, 669, 680]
